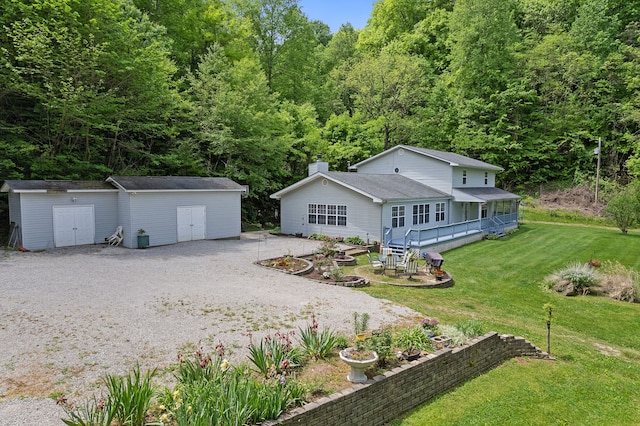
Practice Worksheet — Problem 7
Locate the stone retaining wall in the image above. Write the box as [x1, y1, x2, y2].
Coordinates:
[264, 332, 550, 426]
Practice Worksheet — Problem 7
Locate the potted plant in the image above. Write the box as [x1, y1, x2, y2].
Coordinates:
[339, 312, 378, 383]
[137, 228, 149, 249]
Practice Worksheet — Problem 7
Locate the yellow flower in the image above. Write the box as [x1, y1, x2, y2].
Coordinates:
[220, 359, 229, 370]
[160, 413, 169, 422]
[187, 405, 192, 413]
[172, 390, 180, 399]
[355, 333, 365, 342]
[158, 404, 166, 411]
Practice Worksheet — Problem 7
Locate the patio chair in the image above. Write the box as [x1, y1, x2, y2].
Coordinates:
[107, 225, 123, 246]
[383, 253, 397, 274]
[396, 250, 418, 276]
[366, 251, 384, 273]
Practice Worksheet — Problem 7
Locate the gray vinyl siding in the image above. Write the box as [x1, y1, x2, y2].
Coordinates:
[279, 178, 382, 242]
[382, 198, 451, 241]
[117, 191, 133, 248]
[125, 192, 241, 248]
[17, 192, 117, 250]
[356, 150, 453, 194]
[452, 168, 496, 187]
[8, 192, 21, 229]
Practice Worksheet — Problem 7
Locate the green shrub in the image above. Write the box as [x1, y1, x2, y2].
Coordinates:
[605, 192, 640, 234]
[308, 233, 330, 241]
[103, 364, 156, 426]
[455, 319, 485, 338]
[62, 364, 156, 426]
[439, 325, 471, 347]
[60, 396, 114, 426]
[298, 313, 339, 360]
[392, 326, 432, 352]
[248, 332, 302, 378]
[162, 365, 306, 426]
[366, 328, 394, 367]
[345, 236, 365, 245]
[544, 261, 602, 295]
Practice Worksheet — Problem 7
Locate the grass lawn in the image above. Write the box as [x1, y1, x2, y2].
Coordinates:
[357, 223, 640, 425]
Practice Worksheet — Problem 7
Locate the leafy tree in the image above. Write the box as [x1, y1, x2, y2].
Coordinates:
[605, 190, 640, 233]
[188, 44, 293, 222]
[446, 0, 519, 98]
[344, 50, 427, 149]
[357, 0, 437, 53]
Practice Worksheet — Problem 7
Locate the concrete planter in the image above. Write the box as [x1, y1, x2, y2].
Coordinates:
[339, 349, 378, 383]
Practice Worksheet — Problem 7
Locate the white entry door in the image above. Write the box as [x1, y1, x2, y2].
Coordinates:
[53, 205, 95, 247]
[177, 206, 206, 242]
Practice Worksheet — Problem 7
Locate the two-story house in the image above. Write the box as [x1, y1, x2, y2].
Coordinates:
[270, 145, 520, 253]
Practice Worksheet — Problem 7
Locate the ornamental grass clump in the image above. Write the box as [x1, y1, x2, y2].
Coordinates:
[596, 261, 639, 303]
[544, 261, 602, 296]
[298, 313, 340, 360]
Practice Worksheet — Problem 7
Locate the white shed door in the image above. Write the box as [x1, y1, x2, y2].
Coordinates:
[177, 206, 206, 242]
[53, 206, 95, 247]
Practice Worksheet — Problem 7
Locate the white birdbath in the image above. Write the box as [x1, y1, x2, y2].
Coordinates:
[339, 349, 378, 383]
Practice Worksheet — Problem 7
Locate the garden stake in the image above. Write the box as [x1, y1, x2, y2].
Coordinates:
[544, 303, 553, 355]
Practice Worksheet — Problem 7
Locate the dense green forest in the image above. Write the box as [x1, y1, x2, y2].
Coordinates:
[1, 0, 640, 228]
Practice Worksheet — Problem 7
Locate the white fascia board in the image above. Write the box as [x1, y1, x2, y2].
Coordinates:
[271, 173, 383, 203]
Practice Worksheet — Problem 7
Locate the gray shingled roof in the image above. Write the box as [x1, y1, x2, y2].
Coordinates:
[324, 172, 450, 201]
[406, 146, 503, 170]
[455, 187, 521, 201]
[1, 180, 115, 192]
[107, 176, 244, 191]
[350, 145, 503, 171]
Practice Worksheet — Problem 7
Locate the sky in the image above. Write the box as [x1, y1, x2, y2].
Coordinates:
[297, 0, 375, 33]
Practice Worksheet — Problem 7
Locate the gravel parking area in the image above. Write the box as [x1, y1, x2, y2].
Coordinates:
[0, 233, 419, 425]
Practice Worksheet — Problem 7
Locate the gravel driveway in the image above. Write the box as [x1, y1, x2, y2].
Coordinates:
[0, 233, 418, 425]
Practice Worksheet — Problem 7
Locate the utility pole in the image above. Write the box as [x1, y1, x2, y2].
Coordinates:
[595, 137, 601, 205]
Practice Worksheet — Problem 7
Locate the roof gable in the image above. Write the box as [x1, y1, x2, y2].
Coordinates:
[350, 145, 503, 171]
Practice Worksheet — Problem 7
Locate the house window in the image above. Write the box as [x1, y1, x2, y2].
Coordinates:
[435, 202, 446, 222]
[484, 172, 488, 185]
[392, 206, 405, 228]
[412, 204, 429, 225]
[308, 204, 347, 226]
[481, 203, 488, 219]
[462, 170, 467, 185]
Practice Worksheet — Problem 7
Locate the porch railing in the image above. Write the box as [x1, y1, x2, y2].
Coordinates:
[401, 219, 482, 252]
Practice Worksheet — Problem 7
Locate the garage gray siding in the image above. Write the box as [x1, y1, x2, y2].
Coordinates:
[117, 191, 133, 248]
[127, 192, 241, 248]
[280, 179, 382, 242]
[8, 192, 21, 230]
[17, 192, 118, 250]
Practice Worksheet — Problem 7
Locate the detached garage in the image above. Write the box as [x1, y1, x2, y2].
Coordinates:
[2, 176, 245, 250]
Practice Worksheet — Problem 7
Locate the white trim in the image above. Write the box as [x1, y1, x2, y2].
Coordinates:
[271, 173, 384, 204]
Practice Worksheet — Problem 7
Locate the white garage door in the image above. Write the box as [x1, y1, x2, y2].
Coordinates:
[53, 205, 95, 247]
[177, 206, 206, 242]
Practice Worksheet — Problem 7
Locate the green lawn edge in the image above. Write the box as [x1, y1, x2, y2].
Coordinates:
[355, 223, 640, 425]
